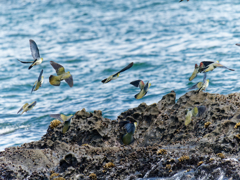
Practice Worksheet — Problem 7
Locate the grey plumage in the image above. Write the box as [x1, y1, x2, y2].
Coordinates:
[29, 39, 40, 60]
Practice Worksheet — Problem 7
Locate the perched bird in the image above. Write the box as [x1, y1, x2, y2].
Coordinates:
[119, 120, 137, 145]
[203, 61, 234, 73]
[17, 39, 43, 70]
[185, 106, 207, 126]
[49, 61, 73, 87]
[17, 101, 37, 115]
[130, 80, 151, 99]
[188, 73, 209, 93]
[31, 69, 44, 93]
[49, 114, 73, 133]
[101, 62, 134, 83]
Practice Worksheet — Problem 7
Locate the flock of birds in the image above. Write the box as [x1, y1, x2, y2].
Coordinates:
[16, 39, 152, 145]
[14, 39, 238, 145]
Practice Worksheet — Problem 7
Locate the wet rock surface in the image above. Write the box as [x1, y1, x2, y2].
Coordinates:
[1, 91, 240, 179]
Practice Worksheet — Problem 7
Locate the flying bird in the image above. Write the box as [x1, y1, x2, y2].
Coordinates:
[49, 61, 73, 87]
[17, 39, 43, 70]
[49, 114, 73, 133]
[17, 101, 37, 115]
[31, 69, 44, 93]
[189, 61, 214, 81]
[119, 120, 137, 145]
[130, 80, 151, 99]
[203, 61, 234, 73]
[101, 62, 134, 83]
[188, 73, 209, 93]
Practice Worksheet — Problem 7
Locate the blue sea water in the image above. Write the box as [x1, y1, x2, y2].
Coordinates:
[0, 0, 240, 151]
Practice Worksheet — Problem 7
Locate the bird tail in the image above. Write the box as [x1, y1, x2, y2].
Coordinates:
[17, 59, 33, 63]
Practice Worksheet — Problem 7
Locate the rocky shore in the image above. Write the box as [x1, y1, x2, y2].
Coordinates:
[1, 91, 240, 179]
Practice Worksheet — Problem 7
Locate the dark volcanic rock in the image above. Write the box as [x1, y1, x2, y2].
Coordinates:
[1, 91, 240, 179]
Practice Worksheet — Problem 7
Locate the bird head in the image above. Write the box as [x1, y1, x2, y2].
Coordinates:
[195, 64, 198, 68]
[199, 62, 204, 68]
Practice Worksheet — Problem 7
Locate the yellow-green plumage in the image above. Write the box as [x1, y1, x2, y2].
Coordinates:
[122, 133, 134, 145]
[49, 61, 73, 87]
[197, 82, 203, 89]
[135, 89, 146, 99]
[49, 75, 61, 86]
[185, 110, 192, 126]
[18, 101, 37, 115]
[192, 107, 198, 117]
[189, 64, 199, 81]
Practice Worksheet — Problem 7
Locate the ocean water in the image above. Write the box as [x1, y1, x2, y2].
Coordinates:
[0, 0, 240, 151]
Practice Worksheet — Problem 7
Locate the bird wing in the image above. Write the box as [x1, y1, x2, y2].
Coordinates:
[113, 62, 134, 76]
[65, 116, 73, 122]
[38, 69, 44, 82]
[64, 75, 73, 87]
[49, 75, 61, 86]
[61, 114, 73, 121]
[124, 123, 135, 134]
[17, 59, 33, 63]
[188, 82, 202, 90]
[216, 64, 235, 71]
[28, 101, 37, 109]
[17, 103, 29, 114]
[144, 81, 149, 91]
[130, 80, 144, 89]
[31, 81, 37, 93]
[29, 39, 40, 60]
[49, 114, 64, 121]
[119, 121, 130, 128]
[197, 106, 207, 116]
[189, 70, 198, 81]
[50, 61, 65, 75]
